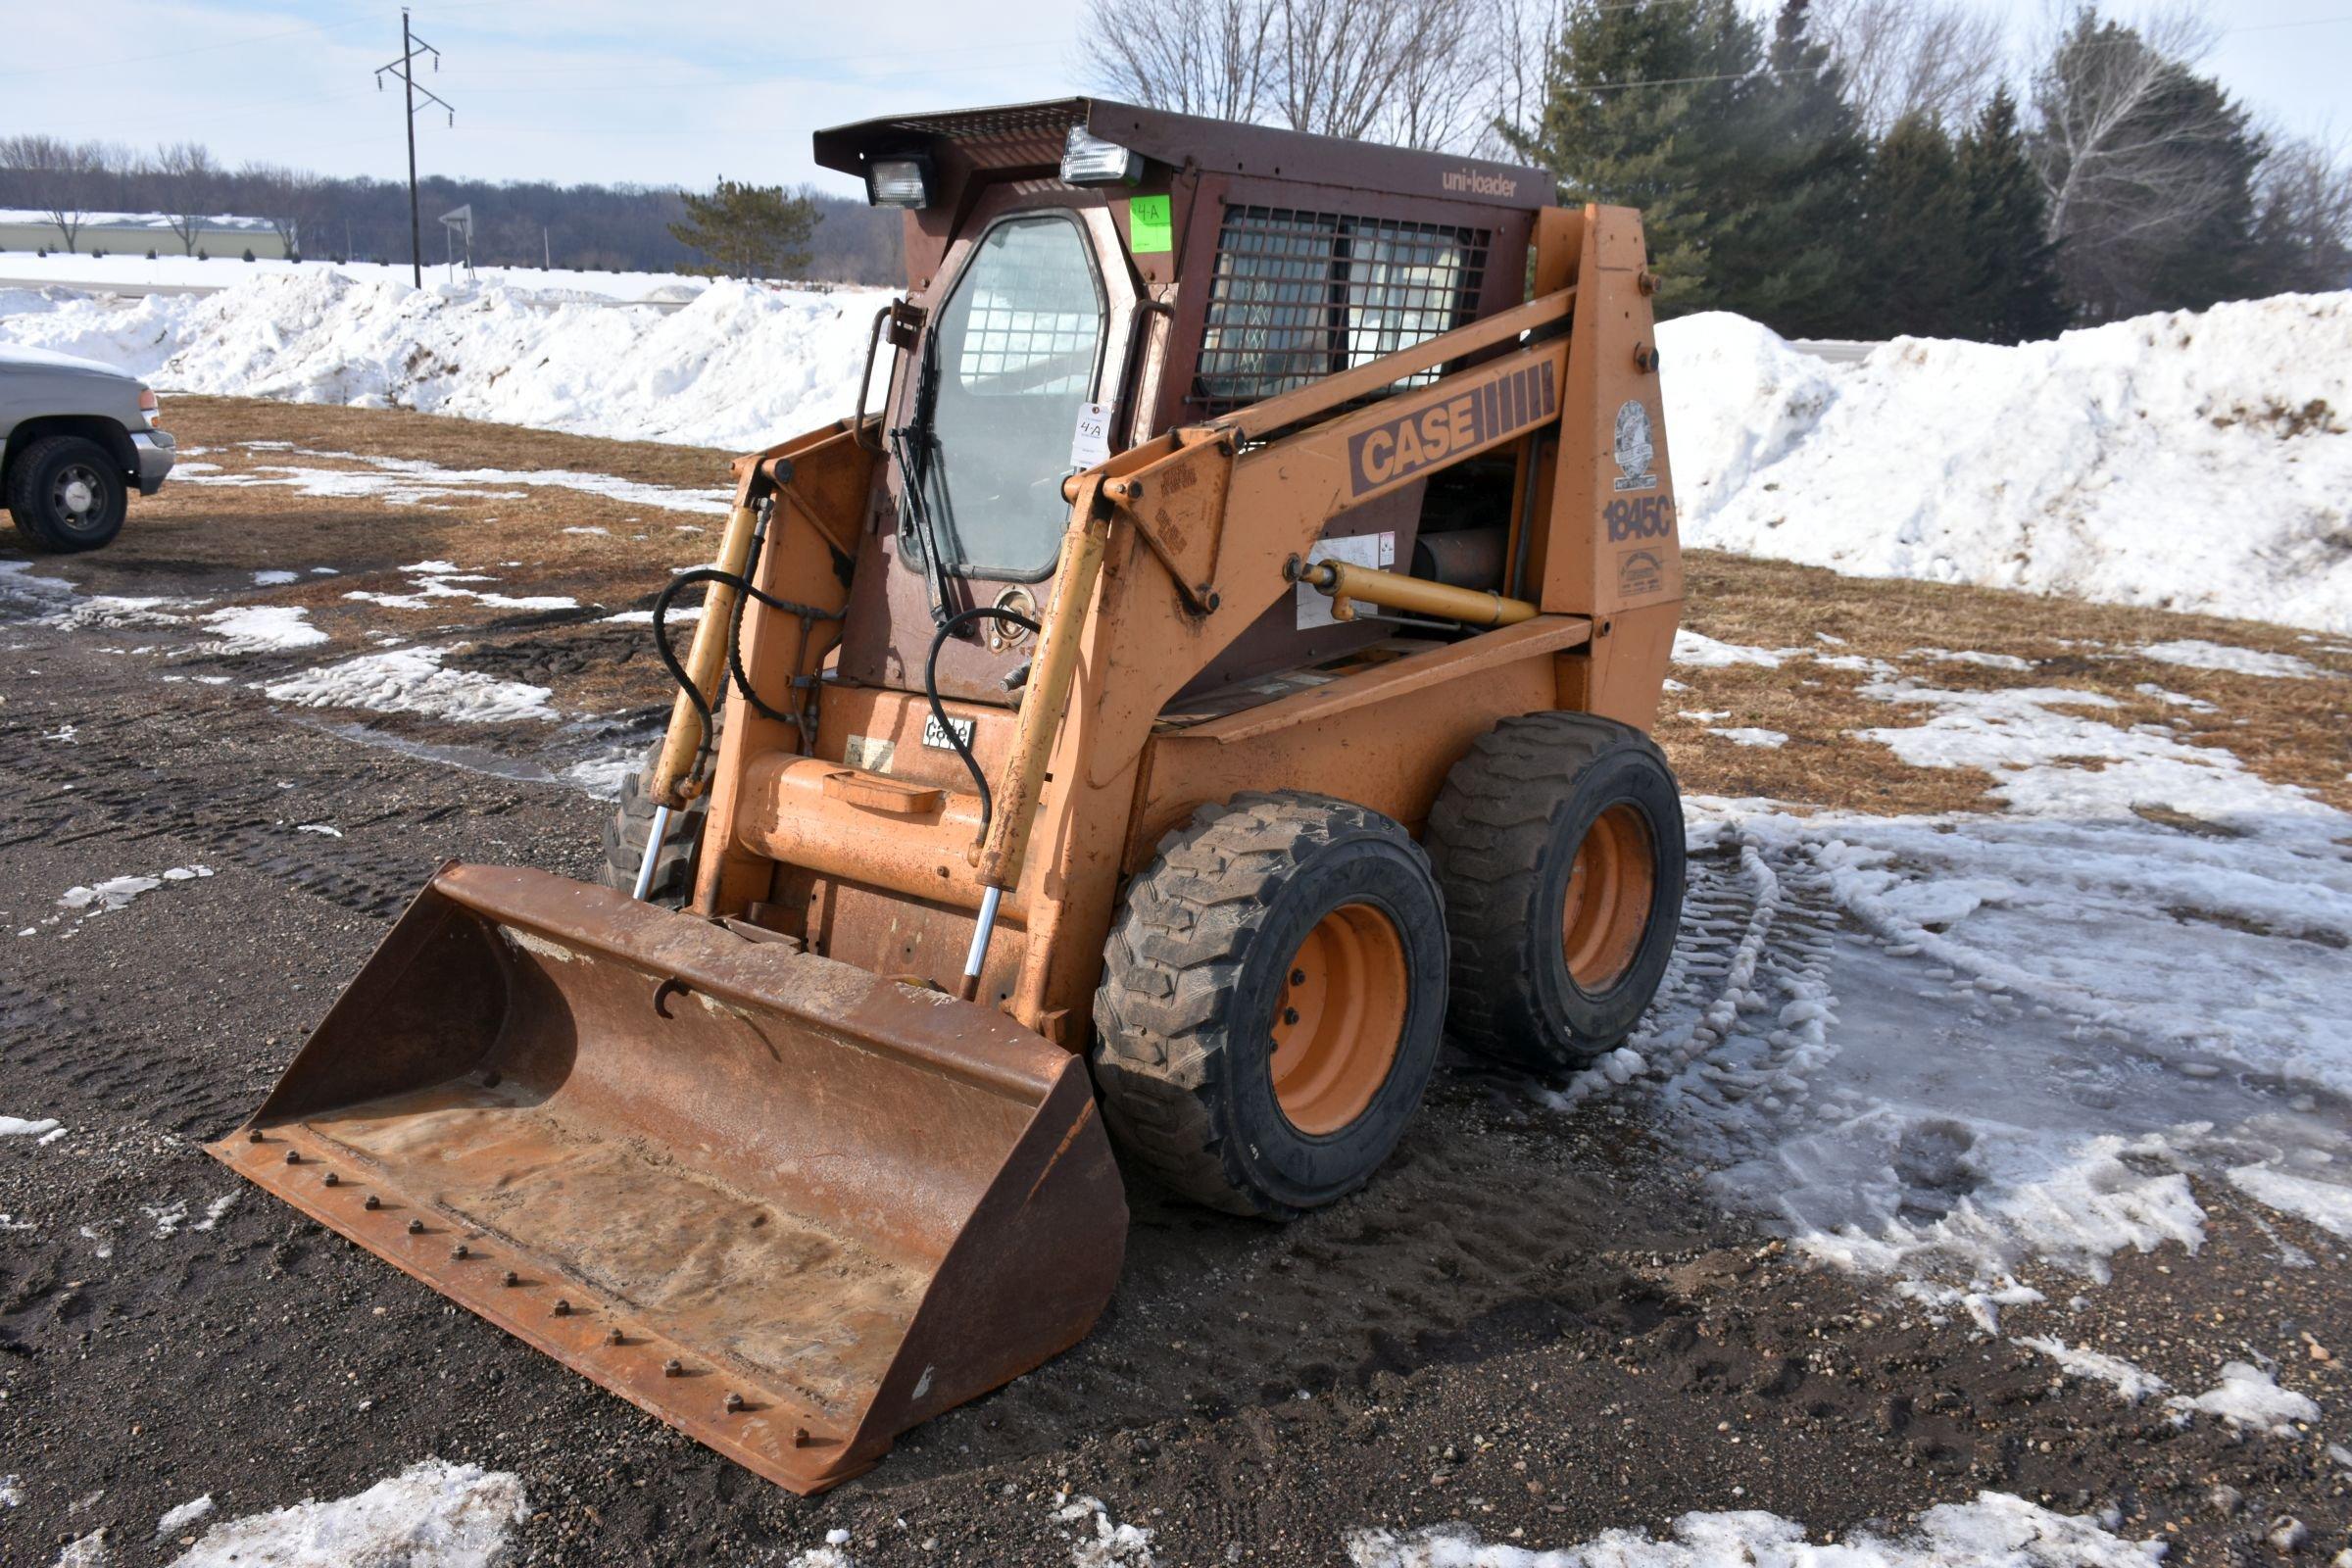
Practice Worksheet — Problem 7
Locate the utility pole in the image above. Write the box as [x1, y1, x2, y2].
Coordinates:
[376, 9, 454, 289]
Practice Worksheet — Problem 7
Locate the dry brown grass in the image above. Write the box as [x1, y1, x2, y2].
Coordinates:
[47, 399, 2351, 812]
[1663, 551, 2352, 817]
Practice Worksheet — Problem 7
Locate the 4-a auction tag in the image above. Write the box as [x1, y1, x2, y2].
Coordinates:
[922, 713, 976, 751]
[1070, 402, 1114, 468]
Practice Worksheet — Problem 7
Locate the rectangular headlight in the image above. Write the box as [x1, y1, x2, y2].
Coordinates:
[867, 155, 933, 209]
[1061, 126, 1141, 186]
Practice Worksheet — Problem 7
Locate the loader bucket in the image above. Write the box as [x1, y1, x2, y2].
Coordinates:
[206, 863, 1126, 1494]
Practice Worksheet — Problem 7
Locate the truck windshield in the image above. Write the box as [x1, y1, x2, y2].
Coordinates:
[914, 213, 1105, 580]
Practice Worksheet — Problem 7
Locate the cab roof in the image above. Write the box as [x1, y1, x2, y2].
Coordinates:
[812, 97, 1554, 212]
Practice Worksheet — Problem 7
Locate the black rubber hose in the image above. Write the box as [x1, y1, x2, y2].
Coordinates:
[650, 565, 841, 782]
[923, 605, 1040, 844]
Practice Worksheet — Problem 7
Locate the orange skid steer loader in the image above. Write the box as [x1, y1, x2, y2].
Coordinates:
[212, 100, 1689, 1494]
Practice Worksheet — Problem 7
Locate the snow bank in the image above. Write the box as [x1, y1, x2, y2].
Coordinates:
[166, 1459, 525, 1568]
[0, 270, 882, 449]
[1348, 1491, 2162, 1567]
[0, 248, 711, 302]
[1659, 295, 2352, 633]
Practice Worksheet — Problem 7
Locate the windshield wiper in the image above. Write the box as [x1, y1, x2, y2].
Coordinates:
[889, 328, 959, 630]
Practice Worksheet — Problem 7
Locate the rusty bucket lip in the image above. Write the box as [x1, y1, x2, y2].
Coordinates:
[206, 1123, 883, 1494]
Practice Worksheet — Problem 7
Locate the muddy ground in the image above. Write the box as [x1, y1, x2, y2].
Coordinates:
[1, 400, 2346, 1565]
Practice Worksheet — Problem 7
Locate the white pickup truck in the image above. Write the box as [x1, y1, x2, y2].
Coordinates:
[1, 345, 175, 552]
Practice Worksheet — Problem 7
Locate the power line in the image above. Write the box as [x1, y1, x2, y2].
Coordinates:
[377, 8, 457, 288]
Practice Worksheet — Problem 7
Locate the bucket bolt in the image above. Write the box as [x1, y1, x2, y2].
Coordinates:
[553, 1299, 572, 1318]
[406, 1218, 425, 1235]
[284, 1150, 301, 1165]
[663, 1358, 683, 1378]
[724, 1392, 746, 1413]
[451, 1244, 469, 1260]
[322, 1171, 339, 1188]
[792, 1427, 811, 1448]
[364, 1195, 381, 1210]
[503, 1270, 519, 1288]
[246, 1128, 264, 1144]
[606, 1328, 624, 1346]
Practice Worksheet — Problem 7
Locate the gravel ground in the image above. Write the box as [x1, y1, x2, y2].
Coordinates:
[2, 404, 2346, 1566]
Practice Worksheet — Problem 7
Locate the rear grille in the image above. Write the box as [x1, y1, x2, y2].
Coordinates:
[1192, 205, 1491, 416]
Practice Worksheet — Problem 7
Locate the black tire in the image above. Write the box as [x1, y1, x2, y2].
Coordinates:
[597, 762, 708, 907]
[1425, 712, 1686, 1073]
[1092, 792, 1448, 1219]
[6, 435, 127, 553]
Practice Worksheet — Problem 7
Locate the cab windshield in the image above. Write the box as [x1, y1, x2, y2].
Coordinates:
[911, 213, 1106, 580]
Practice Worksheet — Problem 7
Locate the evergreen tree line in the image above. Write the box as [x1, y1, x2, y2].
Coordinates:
[0, 140, 902, 285]
[1502, 0, 2350, 341]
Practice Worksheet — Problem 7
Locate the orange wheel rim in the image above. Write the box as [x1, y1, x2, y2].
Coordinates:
[1268, 903, 1406, 1136]
[1562, 804, 1655, 992]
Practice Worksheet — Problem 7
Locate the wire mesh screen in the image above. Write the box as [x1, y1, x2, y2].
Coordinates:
[1192, 206, 1491, 415]
[951, 218, 1102, 397]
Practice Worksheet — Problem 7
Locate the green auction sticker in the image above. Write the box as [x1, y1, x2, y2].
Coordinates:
[1128, 194, 1173, 255]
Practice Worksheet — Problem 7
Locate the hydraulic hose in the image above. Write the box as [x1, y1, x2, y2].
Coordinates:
[921, 605, 1040, 846]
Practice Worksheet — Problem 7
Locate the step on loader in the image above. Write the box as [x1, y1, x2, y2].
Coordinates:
[212, 99, 1690, 1494]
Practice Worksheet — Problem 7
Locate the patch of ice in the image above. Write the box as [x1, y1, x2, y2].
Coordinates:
[1054, 1494, 1156, 1567]
[264, 648, 556, 725]
[2017, 1337, 2169, 1402]
[2164, 1361, 2319, 1435]
[157, 1495, 217, 1539]
[1910, 648, 2036, 671]
[0, 1116, 63, 1139]
[165, 1459, 526, 1568]
[200, 606, 328, 654]
[145, 1200, 191, 1238]
[2132, 682, 2216, 711]
[1673, 630, 1789, 668]
[52, 1530, 109, 1567]
[599, 603, 706, 625]
[344, 559, 577, 613]
[58, 866, 211, 915]
[1347, 1491, 2162, 1568]
[1708, 727, 1788, 748]
[562, 525, 610, 535]
[0, 1474, 20, 1506]
[251, 569, 299, 587]
[191, 1193, 239, 1232]
[2226, 1162, 2352, 1239]
[296, 823, 344, 837]
[2137, 639, 2321, 679]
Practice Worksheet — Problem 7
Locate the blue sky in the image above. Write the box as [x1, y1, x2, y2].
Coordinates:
[2, 1, 2344, 199]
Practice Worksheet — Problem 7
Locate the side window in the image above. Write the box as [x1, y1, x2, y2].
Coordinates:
[1193, 206, 1490, 415]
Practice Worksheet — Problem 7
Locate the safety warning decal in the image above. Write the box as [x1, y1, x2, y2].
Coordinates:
[1611, 399, 1658, 492]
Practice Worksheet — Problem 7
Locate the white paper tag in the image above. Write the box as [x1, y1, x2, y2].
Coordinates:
[1295, 531, 1396, 629]
[1069, 402, 1114, 468]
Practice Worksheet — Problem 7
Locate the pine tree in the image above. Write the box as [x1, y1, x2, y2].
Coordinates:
[1956, 88, 2069, 341]
[1854, 113, 1972, 338]
[1704, 0, 1873, 336]
[667, 179, 819, 280]
[1500, 0, 1760, 308]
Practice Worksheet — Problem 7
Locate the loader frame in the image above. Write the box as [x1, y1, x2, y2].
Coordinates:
[679, 202, 1683, 1049]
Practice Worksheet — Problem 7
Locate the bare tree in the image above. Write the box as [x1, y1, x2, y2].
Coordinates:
[155, 141, 220, 256]
[1077, 0, 1496, 152]
[2029, 4, 2228, 246]
[0, 134, 110, 252]
[1079, 0, 1277, 123]
[2253, 132, 2352, 291]
[1810, 0, 2007, 136]
[1483, 0, 1564, 160]
[241, 160, 327, 256]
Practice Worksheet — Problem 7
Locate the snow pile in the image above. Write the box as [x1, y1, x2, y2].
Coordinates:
[2226, 1161, 2352, 1238]
[200, 606, 329, 654]
[1348, 1491, 2162, 1567]
[1658, 294, 2352, 633]
[264, 647, 557, 724]
[0, 269, 883, 449]
[2165, 1361, 2320, 1435]
[0, 1116, 63, 1140]
[165, 1460, 524, 1567]
[0, 246, 713, 301]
